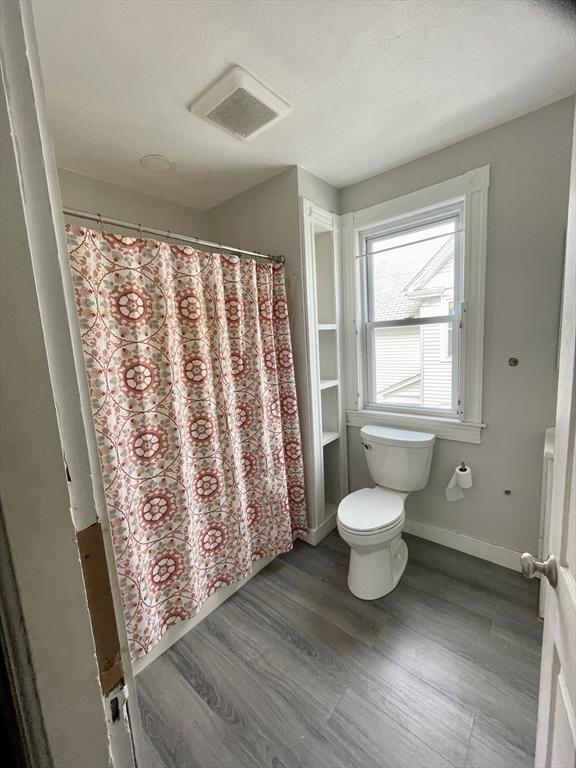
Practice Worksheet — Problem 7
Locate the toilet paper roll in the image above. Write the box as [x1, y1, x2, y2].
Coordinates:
[456, 465, 473, 489]
[445, 464, 473, 502]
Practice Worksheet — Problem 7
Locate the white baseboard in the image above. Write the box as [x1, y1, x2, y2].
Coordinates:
[403, 519, 522, 572]
[132, 552, 276, 676]
[299, 509, 337, 546]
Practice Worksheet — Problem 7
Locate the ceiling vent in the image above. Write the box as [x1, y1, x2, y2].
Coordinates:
[190, 66, 292, 141]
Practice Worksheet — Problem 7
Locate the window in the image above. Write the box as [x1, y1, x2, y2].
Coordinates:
[342, 166, 489, 444]
[362, 204, 463, 416]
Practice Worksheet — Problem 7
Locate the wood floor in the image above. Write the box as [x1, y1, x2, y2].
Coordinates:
[136, 532, 542, 768]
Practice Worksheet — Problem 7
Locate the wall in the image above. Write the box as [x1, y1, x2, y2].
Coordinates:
[0, 86, 109, 767]
[342, 98, 574, 555]
[59, 168, 211, 238]
[297, 167, 339, 213]
[55, 99, 574, 560]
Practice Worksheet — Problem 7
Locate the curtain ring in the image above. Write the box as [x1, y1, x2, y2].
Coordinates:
[167, 230, 172, 243]
[97, 212, 103, 235]
[137, 222, 143, 238]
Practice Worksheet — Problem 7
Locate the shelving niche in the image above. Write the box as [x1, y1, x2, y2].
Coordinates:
[299, 199, 348, 545]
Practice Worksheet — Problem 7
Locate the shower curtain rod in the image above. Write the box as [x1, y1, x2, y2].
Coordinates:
[62, 207, 285, 265]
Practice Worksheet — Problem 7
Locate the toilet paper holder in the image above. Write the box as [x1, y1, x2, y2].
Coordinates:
[446, 461, 472, 501]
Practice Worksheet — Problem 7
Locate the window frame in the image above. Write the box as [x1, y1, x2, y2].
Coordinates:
[440, 299, 455, 363]
[361, 202, 464, 418]
[341, 166, 489, 444]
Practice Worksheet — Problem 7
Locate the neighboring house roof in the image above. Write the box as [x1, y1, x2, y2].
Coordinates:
[404, 238, 453, 297]
[372, 235, 454, 321]
[379, 373, 422, 396]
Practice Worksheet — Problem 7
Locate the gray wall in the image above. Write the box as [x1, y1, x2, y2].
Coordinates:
[297, 167, 340, 213]
[59, 167, 211, 238]
[342, 98, 574, 553]
[56, 98, 574, 556]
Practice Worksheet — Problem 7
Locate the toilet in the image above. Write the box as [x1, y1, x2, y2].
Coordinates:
[337, 425, 435, 600]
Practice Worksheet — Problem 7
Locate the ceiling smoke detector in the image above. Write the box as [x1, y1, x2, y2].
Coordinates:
[139, 154, 174, 173]
[190, 66, 292, 141]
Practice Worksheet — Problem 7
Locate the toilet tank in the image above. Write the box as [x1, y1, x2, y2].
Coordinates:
[360, 425, 435, 491]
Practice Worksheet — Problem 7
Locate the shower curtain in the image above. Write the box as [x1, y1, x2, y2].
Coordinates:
[66, 226, 307, 660]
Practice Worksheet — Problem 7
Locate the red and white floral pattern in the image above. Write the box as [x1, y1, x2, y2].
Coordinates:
[67, 226, 307, 660]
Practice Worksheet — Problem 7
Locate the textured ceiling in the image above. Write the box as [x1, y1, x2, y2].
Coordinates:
[32, 0, 575, 211]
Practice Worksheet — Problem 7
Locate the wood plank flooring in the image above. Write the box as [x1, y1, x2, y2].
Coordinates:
[136, 532, 542, 768]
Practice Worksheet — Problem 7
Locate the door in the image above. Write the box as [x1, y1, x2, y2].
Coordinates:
[530, 105, 576, 768]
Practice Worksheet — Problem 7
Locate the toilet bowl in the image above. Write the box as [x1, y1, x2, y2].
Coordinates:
[337, 426, 435, 600]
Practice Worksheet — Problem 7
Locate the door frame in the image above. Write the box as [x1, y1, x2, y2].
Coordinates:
[1, 1, 141, 764]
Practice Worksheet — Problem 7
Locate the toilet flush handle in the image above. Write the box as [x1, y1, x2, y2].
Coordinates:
[362, 442, 372, 450]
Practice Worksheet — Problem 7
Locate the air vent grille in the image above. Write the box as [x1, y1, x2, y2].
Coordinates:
[206, 88, 279, 138]
[189, 66, 291, 141]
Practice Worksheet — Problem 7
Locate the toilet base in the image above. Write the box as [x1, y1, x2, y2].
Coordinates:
[347, 534, 408, 600]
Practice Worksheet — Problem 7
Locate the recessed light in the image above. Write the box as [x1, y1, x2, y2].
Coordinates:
[139, 154, 174, 173]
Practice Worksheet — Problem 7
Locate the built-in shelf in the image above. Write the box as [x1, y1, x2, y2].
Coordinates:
[301, 197, 348, 543]
[322, 431, 339, 447]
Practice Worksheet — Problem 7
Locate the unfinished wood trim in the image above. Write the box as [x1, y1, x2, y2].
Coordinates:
[77, 523, 124, 695]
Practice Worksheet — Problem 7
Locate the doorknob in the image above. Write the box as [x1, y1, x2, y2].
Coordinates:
[520, 552, 558, 588]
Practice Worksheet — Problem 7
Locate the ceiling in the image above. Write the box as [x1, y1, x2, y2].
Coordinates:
[32, 0, 575, 211]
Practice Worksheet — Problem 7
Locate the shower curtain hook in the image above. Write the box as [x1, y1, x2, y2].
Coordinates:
[167, 230, 172, 243]
[137, 222, 143, 238]
[96, 212, 103, 235]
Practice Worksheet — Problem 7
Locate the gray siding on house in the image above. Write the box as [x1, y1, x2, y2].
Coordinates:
[373, 322, 453, 409]
[418, 282, 454, 409]
[374, 325, 421, 404]
[372, 248, 454, 409]
[421, 322, 452, 409]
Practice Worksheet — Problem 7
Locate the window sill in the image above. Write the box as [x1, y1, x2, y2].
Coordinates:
[346, 409, 485, 444]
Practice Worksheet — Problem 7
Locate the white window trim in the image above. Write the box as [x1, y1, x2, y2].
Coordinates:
[341, 166, 489, 444]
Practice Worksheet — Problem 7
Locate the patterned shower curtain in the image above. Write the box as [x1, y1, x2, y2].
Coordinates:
[67, 226, 307, 660]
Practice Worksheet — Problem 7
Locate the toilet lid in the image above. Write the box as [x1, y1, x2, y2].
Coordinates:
[338, 487, 405, 533]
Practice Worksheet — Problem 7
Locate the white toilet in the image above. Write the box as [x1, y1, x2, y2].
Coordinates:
[337, 425, 435, 600]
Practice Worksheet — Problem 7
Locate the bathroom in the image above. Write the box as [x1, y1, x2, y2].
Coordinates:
[1, 1, 575, 767]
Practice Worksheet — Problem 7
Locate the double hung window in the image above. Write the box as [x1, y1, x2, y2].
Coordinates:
[342, 165, 489, 443]
[362, 203, 463, 416]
